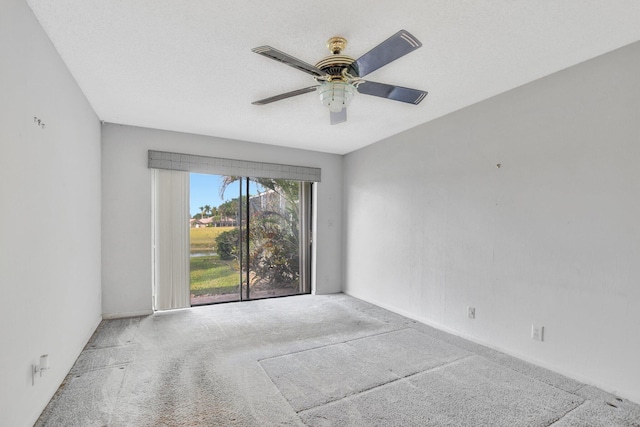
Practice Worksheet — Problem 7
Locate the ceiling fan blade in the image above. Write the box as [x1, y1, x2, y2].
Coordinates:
[357, 81, 427, 105]
[352, 30, 422, 78]
[330, 108, 347, 125]
[252, 86, 319, 105]
[252, 46, 329, 78]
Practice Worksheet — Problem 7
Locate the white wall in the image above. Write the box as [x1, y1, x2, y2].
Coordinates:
[102, 124, 343, 317]
[0, 1, 102, 426]
[344, 42, 640, 403]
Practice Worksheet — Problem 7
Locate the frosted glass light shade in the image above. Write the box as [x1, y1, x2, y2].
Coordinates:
[318, 81, 356, 112]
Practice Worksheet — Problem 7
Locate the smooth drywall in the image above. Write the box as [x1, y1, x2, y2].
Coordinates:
[102, 124, 343, 317]
[0, 1, 102, 425]
[343, 42, 640, 403]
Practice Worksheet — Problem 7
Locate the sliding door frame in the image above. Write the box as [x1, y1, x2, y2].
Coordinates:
[238, 177, 312, 302]
[149, 150, 319, 308]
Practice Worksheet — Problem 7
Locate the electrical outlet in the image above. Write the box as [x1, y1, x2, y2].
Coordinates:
[531, 325, 544, 342]
[468, 307, 475, 319]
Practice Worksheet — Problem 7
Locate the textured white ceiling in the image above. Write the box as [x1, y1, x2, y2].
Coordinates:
[27, 0, 640, 155]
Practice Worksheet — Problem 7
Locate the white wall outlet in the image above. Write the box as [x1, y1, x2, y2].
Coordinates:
[468, 307, 475, 319]
[531, 325, 544, 342]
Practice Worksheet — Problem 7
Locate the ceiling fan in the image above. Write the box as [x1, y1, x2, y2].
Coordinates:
[251, 30, 428, 125]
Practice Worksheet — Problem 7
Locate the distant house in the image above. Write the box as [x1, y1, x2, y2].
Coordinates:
[199, 217, 215, 226]
[217, 216, 237, 227]
[190, 216, 237, 228]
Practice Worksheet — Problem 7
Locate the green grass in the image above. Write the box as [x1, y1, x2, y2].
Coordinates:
[190, 255, 240, 296]
[190, 226, 235, 250]
[190, 226, 239, 296]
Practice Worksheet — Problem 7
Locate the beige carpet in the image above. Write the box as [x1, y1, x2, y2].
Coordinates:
[36, 294, 640, 426]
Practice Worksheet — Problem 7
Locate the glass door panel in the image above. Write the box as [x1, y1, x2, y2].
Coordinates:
[189, 174, 241, 305]
[245, 178, 309, 299]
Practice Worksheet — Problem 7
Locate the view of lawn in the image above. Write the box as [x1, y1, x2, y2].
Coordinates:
[190, 227, 239, 297]
[190, 256, 239, 296]
[190, 226, 235, 250]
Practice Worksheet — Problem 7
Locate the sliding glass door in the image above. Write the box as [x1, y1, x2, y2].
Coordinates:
[240, 178, 311, 300]
[189, 174, 311, 306]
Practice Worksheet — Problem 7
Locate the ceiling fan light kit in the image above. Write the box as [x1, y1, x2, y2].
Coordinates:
[318, 81, 356, 113]
[251, 30, 428, 125]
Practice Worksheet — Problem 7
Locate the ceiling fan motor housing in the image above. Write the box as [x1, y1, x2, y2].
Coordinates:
[315, 55, 358, 80]
[315, 37, 360, 81]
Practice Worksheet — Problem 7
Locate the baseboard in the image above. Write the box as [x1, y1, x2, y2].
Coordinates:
[102, 310, 153, 319]
[343, 290, 640, 405]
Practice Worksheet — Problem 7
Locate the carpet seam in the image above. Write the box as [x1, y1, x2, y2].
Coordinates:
[294, 354, 476, 414]
[401, 324, 589, 397]
[70, 361, 132, 375]
[256, 327, 408, 362]
[108, 340, 141, 427]
[545, 399, 588, 426]
[105, 362, 130, 427]
[84, 342, 139, 351]
[480, 354, 587, 398]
